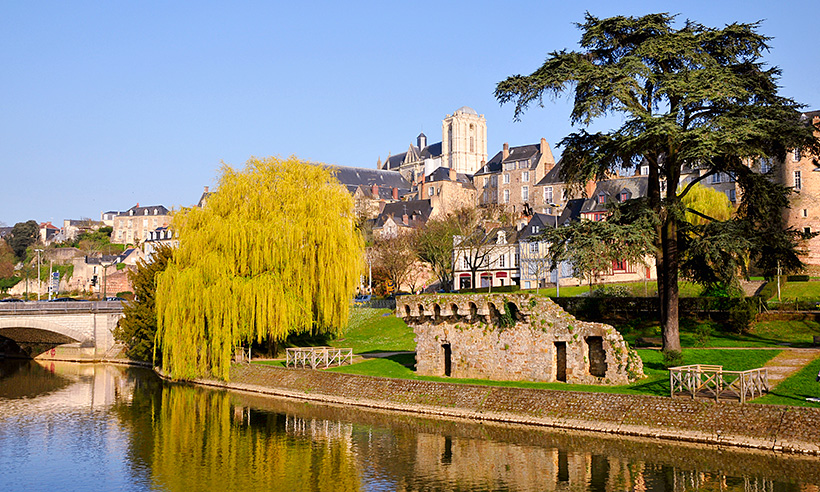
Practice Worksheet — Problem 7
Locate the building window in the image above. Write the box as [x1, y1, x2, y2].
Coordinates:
[522, 186, 529, 202]
[613, 259, 627, 271]
[483, 190, 488, 203]
[711, 173, 722, 184]
[514, 253, 519, 267]
[429, 186, 435, 196]
[728, 189, 736, 202]
[529, 241, 539, 254]
[522, 171, 529, 182]
[545, 186, 553, 203]
[794, 148, 802, 162]
[491, 175, 497, 186]
[470, 136, 474, 153]
[532, 225, 539, 234]
[483, 177, 488, 187]
[795, 170, 802, 190]
[802, 209, 808, 218]
[524, 281, 531, 289]
[503, 174, 510, 184]
[503, 189, 510, 203]
[597, 193, 606, 205]
[562, 188, 568, 201]
[462, 257, 469, 269]
[498, 254, 505, 267]
[504, 162, 515, 171]
[620, 190, 629, 202]
[759, 158, 771, 173]
[519, 160, 529, 169]
[805, 227, 812, 235]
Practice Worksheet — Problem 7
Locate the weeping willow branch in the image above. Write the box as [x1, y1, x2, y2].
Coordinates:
[155, 156, 364, 380]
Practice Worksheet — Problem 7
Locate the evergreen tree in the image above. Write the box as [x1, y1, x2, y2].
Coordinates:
[496, 13, 820, 352]
[7, 220, 39, 261]
[114, 244, 173, 363]
[155, 157, 364, 380]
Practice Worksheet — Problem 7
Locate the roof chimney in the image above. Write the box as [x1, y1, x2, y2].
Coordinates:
[502, 143, 509, 160]
[403, 213, 409, 226]
[585, 180, 596, 199]
[392, 187, 398, 200]
[449, 167, 456, 181]
[371, 183, 379, 197]
[204, 186, 209, 193]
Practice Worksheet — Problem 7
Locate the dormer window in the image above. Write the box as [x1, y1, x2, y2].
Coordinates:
[620, 189, 630, 202]
[144, 209, 148, 215]
[532, 225, 539, 234]
[154, 209, 158, 215]
[597, 193, 606, 205]
[129, 210, 134, 216]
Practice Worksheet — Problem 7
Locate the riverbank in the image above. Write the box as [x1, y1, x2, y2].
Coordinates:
[166, 363, 820, 457]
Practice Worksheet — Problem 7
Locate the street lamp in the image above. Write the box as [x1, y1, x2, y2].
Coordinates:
[34, 249, 43, 301]
[546, 204, 561, 298]
[101, 260, 114, 299]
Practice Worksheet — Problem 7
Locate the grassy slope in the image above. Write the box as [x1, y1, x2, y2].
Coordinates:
[766, 280, 820, 300]
[327, 308, 416, 354]
[754, 356, 820, 407]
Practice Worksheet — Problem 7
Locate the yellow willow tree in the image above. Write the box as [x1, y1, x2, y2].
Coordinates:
[156, 156, 364, 380]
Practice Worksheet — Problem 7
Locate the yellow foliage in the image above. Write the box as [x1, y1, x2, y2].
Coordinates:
[681, 183, 733, 227]
[156, 156, 364, 380]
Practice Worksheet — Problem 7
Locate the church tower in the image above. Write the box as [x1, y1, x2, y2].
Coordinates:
[441, 106, 487, 175]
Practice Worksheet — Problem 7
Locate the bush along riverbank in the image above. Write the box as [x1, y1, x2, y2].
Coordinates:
[156, 363, 820, 457]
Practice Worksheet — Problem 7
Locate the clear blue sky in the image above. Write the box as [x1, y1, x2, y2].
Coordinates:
[2, 1, 818, 226]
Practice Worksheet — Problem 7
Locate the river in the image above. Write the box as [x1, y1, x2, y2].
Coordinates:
[0, 359, 818, 491]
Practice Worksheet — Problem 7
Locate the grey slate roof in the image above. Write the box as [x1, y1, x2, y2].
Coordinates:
[120, 205, 169, 217]
[474, 143, 542, 176]
[330, 165, 411, 190]
[383, 142, 442, 170]
[374, 200, 433, 228]
[581, 176, 648, 214]
[517, 213, 560, 242]
[536, 159, 566, 185]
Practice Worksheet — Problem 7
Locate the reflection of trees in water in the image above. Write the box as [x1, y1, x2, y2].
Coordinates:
[106, 379, 818, 492]
[141, 385, 361, 492]
[0, 359, 73, 399]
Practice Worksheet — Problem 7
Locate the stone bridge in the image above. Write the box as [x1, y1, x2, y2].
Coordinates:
[0, 301, 124, 360]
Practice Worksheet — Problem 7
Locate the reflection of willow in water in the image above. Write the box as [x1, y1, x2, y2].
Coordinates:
[149, 386, 361, 492]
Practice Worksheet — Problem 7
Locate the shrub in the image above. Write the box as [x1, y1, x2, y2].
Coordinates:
[787, 274, 810, 282]
[590, 285, 632, 297]
[662, 350, 684, 368]
[693, 322, 714, 347]
[728, 298, 758, 334]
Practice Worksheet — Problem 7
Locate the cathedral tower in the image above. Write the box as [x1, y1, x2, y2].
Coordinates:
[441, 106, 487, 175]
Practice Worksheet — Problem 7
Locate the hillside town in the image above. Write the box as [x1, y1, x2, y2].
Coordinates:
[1, 105, 819, 299]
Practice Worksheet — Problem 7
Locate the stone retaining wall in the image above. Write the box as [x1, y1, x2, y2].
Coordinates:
[195, 365, 820, 456]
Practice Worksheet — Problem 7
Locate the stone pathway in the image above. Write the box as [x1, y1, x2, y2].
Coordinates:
[763, 348, 820, 387]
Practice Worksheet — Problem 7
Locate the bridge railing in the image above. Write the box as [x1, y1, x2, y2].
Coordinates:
[0, 301, 125, 315]
[669, 364, 769, 403]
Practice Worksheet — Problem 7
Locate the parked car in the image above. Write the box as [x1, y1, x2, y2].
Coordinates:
[48, 297, 90, 302]
[0, 298, 24, 303]
[104, 296, 126, 301]
[353, 294, 372, 305]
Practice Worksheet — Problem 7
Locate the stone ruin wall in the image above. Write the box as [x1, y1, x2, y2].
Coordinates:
[397, 293, 644, 385]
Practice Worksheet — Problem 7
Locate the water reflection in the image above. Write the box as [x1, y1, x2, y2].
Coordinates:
[1, 360, 819, 492]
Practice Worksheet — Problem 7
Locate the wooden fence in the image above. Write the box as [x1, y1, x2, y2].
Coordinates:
[669, 364, 769, 403]
[285, 347, 353, 369]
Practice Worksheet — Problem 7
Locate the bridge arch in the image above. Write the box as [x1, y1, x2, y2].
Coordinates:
[0, 318, 86, 344]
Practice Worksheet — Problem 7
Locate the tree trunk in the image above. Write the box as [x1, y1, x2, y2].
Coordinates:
[660, 207, 681, 353]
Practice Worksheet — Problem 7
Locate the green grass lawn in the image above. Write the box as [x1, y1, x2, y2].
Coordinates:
[754, 356, 820, 407]
[520, 280, 703, 298]
[764, 280, 820, 300]
[324, 348, 780, 398]
[327, 308, 416, 354]
[617, 318, 820, 349]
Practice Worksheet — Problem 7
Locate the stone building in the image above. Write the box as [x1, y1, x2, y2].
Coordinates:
[380, 106, 488, 182]
[779, 110, 820, 265]
[398, 293, 643, 385]
[473, 139, 556, 216]
[111, 204, 171, 245]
